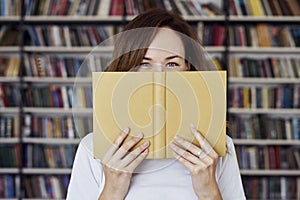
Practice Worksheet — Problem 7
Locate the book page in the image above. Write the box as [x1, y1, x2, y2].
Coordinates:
[93, 71, 226, 160]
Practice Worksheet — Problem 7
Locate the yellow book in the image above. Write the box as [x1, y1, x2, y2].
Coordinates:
[248, 0, 265, 16]
[93, 71, 227, 159]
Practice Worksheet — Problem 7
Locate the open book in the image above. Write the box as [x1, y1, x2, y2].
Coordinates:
[93, 71, 227, 159]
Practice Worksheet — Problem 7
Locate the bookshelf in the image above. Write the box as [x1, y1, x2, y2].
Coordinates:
[0, 0, 300, 199]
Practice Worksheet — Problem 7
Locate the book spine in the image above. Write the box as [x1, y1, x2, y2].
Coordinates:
[153, 72, 166, 159]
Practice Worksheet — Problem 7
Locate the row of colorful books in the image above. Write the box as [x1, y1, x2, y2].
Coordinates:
[0, 84, 21, 107]
[3, 55, 300, 79]
[0, 26, 20, 46]
[0, 85, 92, 108]
[229, 84, 300, 109]
[236, 145, 300, 170]
[21, 0, 223, 16]
[23, 24, 300, 47]
[0, 144, 20, 168]
[23, 114, 92, 138]
[229, 115, 300, 140]
[26, 25, 117, 47]
[0, 115, 19, 138]
[243, 177, 300, 200]
[24, 54, 109, 77]
[229, 57, 300, 78]
[0, 175, 69, 199]
[0, 175, 19, 198]
[226, 24, 300, 47]
[229, 0, 300, 16]
[2, 23, 300, 48]
[24, 144, 76, 168]
[24, 175, 69, 199]
[0, 57, 20, 77]
[23, 86, 92, 108]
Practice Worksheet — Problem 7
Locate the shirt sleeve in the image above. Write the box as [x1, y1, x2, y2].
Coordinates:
[66, 133, 105, 200]
[217, 136, 246, 200]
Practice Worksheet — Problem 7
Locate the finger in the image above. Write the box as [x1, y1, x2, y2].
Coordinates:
[102, 127, 130, 163]
[170, 142, 201, 165]
[120, 140, 150, 168]
[113, 132, 144, 160]
[126, 149, 149, 171]
[190, 124, 218, 158]
[172, 150, 196, 172]
[174, 135, 200, 156]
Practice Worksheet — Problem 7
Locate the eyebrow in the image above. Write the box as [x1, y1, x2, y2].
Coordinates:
[143, 55, 184, 61]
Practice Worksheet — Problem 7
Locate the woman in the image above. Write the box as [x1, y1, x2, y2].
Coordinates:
[67, 8, 246, 200]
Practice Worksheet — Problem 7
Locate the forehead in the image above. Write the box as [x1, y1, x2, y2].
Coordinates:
[147, 28, 185, 58]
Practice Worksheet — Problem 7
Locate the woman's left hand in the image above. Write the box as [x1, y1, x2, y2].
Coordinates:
[170, 124, 222, 200]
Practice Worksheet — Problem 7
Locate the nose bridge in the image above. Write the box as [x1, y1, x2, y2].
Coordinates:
[152, 63, 163, 72]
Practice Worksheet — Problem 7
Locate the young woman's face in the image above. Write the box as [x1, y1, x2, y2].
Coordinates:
[138, 28, 189, 72]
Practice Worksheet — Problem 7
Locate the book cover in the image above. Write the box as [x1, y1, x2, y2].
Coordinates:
[93, 71, 227, 159]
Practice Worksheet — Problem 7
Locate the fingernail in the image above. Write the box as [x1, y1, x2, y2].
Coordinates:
[174, 135, 181, 141]
[190, 123, 197, 134]
[123, 127, 129, 134]
[136, 132, 144, 138]
[170, 142, 175, 148]
[142, 141, 149, 147]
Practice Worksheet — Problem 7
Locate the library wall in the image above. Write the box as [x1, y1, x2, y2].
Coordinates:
[0, 0, 300, 199]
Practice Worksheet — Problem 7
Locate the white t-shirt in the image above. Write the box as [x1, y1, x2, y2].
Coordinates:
[66, 133, 246, 200]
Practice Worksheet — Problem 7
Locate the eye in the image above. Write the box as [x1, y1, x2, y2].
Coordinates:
[140, 62, 152, 67]
[166, 62, 179, 67]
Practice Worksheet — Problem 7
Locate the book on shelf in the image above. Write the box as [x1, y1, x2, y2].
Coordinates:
[0, 116, 19, 138]
[0, 144, 20, 168]
[229, 57, 300, 78]
[22, 85, 92, 108]
[0, 84, 21, 107]
[21, 0, 225, 16]
[229, 84, 300, 109]
[23, 114, 91, 139]
[229, 115, 300, 140]
[236, 145, 300, 170]
[0, 57, 20, 77]
[23, 175, 69, 199]
[0, 26, 21, 46]
[228, 0, 300, 16]
[26, 26, 117, 47]
[93, 71, 227, 159]
[0, 175, 18, 198]
[24, 144, 76, 168]
[243, 177, 300, 200]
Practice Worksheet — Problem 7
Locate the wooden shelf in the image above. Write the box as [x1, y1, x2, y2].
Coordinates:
[22, 138, 80, 144]
[0, 16, 20, 22]
[228, 108, 300, 115]
[23, 77, 91, 85]
[229, 16, 300, 23]
[23, 107, 92, 115]
[0, 138, 19, 144]
[0, 77, 20, 83]
[228, 47, 300, 53]
[234, 139, 300, 146]
[22, 168, 72, 174]
[229, 77, 300, 84]
[0, 108, 19, 114]
[24, 46, 114, 54]
[0, 168, 19, 174]
[240, 169, 300, 176]
[0, 47, 20, 53]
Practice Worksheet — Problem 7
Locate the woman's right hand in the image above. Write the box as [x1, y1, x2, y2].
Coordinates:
[98, 127, 149, 200]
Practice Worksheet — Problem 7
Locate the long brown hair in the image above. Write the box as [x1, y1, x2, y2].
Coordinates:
[106, 8, 211, 72]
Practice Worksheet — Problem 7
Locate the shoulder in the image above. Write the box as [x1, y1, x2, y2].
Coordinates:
[225, 135, 235, 154]
[216, 135, 238, 170]
[75, 132, 95, 161]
